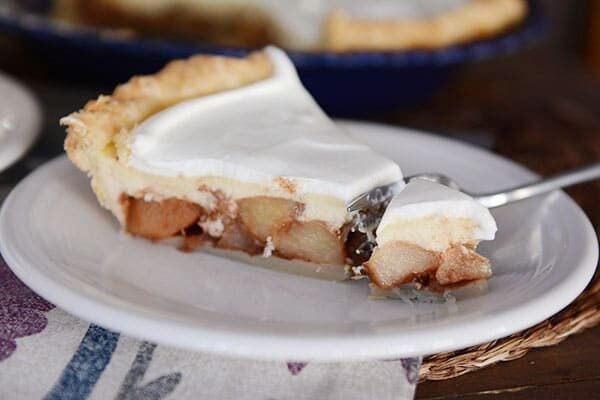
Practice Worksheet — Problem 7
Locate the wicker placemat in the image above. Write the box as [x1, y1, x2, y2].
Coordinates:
[419, 272, 600, 381]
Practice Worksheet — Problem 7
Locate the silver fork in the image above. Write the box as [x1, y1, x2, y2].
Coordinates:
[346, 162, 600, 259]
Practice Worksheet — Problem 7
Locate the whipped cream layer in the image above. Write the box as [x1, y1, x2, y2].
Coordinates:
[128, 47, 402, 203]
[377, 179, 497, 241]
[106, 0, 467, 48]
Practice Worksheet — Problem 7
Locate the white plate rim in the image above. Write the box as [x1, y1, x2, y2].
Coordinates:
[1, 122, 598, 361]
[0, 71, 41, 173]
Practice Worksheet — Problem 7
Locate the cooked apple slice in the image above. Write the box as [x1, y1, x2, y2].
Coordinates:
[217, 219, 263, 255]
[435, 245, 491, 285]
[365, 241, 439, 289]
[273, 221, 344, 265]
[238, 196, 302, 241]
[125, 197, 202, 240]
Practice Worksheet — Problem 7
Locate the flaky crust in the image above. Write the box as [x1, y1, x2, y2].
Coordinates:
[325, 0, 528, 52]
[62, 51, 272, 173]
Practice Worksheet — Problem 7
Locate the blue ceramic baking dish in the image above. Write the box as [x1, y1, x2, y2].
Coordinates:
[0, 0, 544, 116]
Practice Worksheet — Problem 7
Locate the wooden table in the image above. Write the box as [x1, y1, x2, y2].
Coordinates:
[1, 36, 598, 399]
[418, 326, 600, 399]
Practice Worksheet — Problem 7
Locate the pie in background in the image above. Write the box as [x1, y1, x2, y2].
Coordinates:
[53, 0, 528, 51]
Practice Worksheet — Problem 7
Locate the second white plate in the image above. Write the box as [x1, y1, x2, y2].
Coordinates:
[0, 72, 41, 173]
[0, 122, 597, 361]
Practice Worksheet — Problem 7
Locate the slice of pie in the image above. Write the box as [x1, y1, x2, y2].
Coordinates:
[365, 179, 497, 290]
[62, 47, 498, 291]
[54, 0, 527, 51]
[61, 46, 403, 280]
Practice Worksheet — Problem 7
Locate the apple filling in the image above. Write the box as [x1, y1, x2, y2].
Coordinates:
[120, 195, 492, 289]
[365, 241, 491, 289]
[122, 195, 348, 267]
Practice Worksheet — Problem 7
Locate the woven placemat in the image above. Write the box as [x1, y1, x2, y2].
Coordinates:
[419, 272, 600, 381]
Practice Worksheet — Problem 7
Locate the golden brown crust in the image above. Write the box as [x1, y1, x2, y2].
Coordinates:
[61, 51, 273, 173]
[325, 0, 528, 52]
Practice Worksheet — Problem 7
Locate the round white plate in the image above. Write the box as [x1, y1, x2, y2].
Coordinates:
[0, 72, 41, 172]
[0, 122, 597, 361]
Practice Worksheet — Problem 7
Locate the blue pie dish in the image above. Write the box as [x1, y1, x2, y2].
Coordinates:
[0, 0, 543, 116]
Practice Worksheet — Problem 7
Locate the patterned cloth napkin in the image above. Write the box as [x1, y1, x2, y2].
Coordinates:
[0, 254, 419, 400]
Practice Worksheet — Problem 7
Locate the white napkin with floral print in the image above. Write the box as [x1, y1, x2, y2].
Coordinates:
[0, 255, 419, 400]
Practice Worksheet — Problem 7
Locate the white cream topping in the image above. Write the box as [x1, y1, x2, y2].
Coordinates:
[105, 0, 468, 48]
[377, 179, 497, 241]
[127, 47, 402, 203]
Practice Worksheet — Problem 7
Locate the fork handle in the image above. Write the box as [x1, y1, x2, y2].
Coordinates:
[475, 162, 600, 208]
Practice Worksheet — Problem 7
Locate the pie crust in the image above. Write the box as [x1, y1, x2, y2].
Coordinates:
[326, 0, 528, 51]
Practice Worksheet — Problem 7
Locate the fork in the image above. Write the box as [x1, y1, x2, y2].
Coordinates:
[347, 162, 600, 258]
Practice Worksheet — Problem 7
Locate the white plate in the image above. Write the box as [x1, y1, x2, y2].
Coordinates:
[0, 72, 41, 172]
[0, 122, 597, 361]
